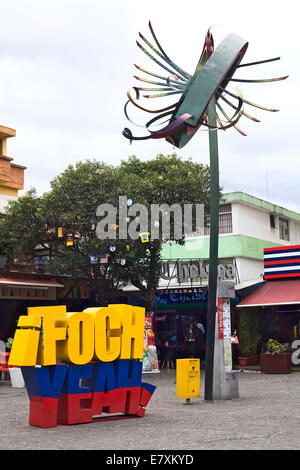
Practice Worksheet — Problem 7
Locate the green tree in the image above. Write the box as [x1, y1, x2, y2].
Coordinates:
[0, 154, 216, 310]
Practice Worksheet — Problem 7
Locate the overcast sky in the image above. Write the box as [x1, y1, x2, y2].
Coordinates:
[0, 0, 299, 212]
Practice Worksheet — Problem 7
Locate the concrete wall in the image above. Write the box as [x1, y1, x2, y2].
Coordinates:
[231, 201, 300, 244]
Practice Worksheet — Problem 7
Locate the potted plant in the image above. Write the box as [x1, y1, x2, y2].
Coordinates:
[260, 339, 292, 374]
[237, 310, 262, 366]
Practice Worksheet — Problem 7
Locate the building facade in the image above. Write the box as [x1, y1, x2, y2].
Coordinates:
[0, 125, 64, 343]
[150, 192, 300, 363]
[0, 125, 26, 214]
[160, 192, 300, 288]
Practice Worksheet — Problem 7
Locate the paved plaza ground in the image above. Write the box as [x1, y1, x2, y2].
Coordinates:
[1, 368, 300, 451]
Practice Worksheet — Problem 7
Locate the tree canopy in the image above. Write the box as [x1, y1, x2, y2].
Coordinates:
[0, 153, 218, 310]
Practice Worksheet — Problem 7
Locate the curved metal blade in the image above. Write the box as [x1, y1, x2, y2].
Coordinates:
[237, 57, 281, 68]
[228, 75, 288, 83]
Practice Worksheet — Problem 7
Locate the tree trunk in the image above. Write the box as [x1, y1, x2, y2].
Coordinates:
[142, 289, 156, 314]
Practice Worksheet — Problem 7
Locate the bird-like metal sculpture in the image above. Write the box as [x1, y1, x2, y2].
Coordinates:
[122, 22, 287, 401]
[123, 22, 287, 147]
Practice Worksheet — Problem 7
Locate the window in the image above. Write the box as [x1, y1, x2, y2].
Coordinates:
[219, 204, 232, 234]
[204, 203, 232, 235]
[279, 218, 289, 241]
[270, 214, 275, 228]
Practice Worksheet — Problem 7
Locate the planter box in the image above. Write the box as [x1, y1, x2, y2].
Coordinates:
[238, 355, 260, 366]
[260, 353, 292, 374]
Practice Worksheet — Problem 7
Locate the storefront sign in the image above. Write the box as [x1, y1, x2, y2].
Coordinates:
[291, 340, 300, 365]
[157, 289, 208, 305]
[9, 304, 156, 428]
[160, 259, 235, 282]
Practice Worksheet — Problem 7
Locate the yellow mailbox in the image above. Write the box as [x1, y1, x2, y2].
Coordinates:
[176, 358, 200, 404]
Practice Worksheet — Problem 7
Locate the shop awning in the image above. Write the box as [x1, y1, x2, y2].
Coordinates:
[0, 277, 63, 288]
[237, 279, 300, 308]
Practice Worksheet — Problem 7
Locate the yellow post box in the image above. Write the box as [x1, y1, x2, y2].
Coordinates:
[176, 358, 200, 404]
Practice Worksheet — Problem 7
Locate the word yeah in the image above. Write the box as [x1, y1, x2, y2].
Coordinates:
[9, 304, 145, 366]
[21, 360, 155, 428]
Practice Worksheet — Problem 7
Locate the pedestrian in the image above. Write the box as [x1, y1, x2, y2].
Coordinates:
[184, 322, 198, 358]
[194, 320, 205, 360]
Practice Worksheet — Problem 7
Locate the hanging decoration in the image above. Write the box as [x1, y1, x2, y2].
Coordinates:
[139, 232, 150, 243]
[99, 254, 110, 264]
[58, 228, 64, 238]
[43, 221, 50, 232]
[66, 237, 73, 246]
[128, 248, 136, 259]
[89, 254, 99, 265]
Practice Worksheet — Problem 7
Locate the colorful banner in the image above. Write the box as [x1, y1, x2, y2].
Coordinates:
[217, 298, 233, 372]
[143, 315, 159, 373]
[217, 297, 224, 339]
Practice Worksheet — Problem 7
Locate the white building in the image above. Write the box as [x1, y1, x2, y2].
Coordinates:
[160, 192, 300, 288]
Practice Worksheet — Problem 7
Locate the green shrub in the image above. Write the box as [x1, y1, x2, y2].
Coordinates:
[266, 338, 285, 355]
[238, 309, 262, 357]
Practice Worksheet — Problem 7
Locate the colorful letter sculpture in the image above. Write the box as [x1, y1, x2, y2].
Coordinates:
[122, 22, 287, 148]
[9, 304, 156, 428]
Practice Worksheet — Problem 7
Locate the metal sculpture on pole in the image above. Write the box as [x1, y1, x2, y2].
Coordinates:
[122, 21, 287, 400]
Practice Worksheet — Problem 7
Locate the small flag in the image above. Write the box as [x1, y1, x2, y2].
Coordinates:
[89, 254, 99, 264]
[99, 254, 110, 264]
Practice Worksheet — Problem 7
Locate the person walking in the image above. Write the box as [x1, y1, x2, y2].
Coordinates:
[194, 320, 205, 361]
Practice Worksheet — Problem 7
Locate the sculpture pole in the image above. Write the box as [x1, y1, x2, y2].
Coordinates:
[122, 21, 288, 400]
[204, 96, 220, 401]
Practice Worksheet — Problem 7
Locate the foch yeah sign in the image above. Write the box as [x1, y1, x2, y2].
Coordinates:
[9, 304, 156, 428]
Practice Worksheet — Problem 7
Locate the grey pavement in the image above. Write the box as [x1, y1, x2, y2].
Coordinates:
[1, 369, 300, 450]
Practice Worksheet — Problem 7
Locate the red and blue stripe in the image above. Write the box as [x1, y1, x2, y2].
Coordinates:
[21, 360, 156, 428]
[264, 245, 300, 279]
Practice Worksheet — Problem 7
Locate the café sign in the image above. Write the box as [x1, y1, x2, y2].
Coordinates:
[160, 258, 235, 282]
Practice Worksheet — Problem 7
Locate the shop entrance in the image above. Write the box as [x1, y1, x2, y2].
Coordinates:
[155, 309, 207, 363]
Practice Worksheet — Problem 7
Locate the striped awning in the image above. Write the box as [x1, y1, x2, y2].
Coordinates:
[264, 245, 300, 280]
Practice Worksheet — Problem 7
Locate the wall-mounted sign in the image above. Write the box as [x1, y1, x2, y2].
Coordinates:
[264, 245, 300, 280]
[160, 259, 235, 283]
[8, 304, 156, 428]
[157, 289, 208, 305]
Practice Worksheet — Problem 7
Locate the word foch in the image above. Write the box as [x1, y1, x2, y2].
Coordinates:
[9, 304, 145, 366]
[8, 304, 156, 427]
